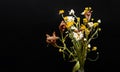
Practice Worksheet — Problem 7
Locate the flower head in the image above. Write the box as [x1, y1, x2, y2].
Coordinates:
[64, 16, 75, 28]
[71, 26, 78, 31]
[77, 17, 80, 22]
[64, 16, 75, 22]
[59, 21, 66, 32]
[46, 32, 59, 44]
[83, 18, 88, 23]
[59, 9, 64, 15]
[81, 7, 92, 21]
[73, 30, 84, 41]
[88, 22, 94, 27]
[93, 22, 99, 28]
[80, 24, 86, 30]
[97, 19, 101, 23]
[69, 9, 75, 15]
[92, 46, 97, 51]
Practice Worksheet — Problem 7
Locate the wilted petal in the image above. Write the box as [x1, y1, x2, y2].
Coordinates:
[46, 32, 59, 44]
[82, 7, 92, 21]
[59, 21, 66, 32]
[85, 11, 92, 21]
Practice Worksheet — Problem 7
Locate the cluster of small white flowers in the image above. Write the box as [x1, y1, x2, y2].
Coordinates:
[73, 31, 84, 41]
[66, 16, 75, 22]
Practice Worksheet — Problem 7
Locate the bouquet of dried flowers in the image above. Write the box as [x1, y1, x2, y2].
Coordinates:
[46, 7, 101, 72]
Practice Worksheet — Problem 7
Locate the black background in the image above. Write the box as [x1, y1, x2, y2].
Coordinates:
[0, 0, 118, 72]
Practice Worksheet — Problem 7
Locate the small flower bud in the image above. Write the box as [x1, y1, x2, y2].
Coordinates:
[59, 48, 63, 52]
[84, 38, 87, 41]
[59, 10, 64, 14]
[98, 28, 101, 31]
[97, 19, 101, 23]
[92, 46, 97, 51]
[88, 44, 91, 48]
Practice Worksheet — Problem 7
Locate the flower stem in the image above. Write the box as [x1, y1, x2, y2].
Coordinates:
[87, 28, 99, 44]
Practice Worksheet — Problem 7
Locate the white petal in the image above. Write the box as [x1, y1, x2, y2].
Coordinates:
[88, 22, 94, 27]
[69, 9, 75, 15]
[73, 31, 84, 41]
[79, 32, 84, 39]
[81, 12, 85, 15]
[67, 16, 75, 22]
[97, 19, 101, 23]
[71, 26, 78, 30]
[84, 38, 87, 41]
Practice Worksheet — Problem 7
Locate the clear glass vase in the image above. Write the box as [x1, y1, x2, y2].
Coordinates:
[77, 68, 84, 72]
[72, 60, 85, 72]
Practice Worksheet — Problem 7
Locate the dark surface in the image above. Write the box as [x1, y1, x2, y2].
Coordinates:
[0, 0, 117, 72]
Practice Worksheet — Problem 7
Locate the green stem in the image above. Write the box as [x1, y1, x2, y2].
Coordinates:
[52, 43, 64, 48]
[87, 52, 99, 61]
[60, 31, 75, 57]
[87, 28, 99, 44]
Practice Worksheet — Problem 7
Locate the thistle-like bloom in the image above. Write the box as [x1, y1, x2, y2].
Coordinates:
[59, 21, 66, 32]
[81, 7, 92, 21]
[46, 32, 59, 44]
